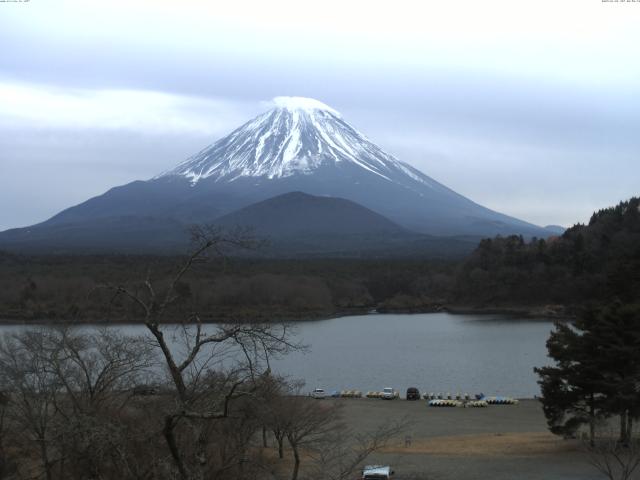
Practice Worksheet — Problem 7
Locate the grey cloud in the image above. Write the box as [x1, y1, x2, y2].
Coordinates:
[0, 8, 638, 231]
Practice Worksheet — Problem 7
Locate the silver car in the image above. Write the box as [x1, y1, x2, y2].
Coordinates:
[310, 388, 326, 399]
[381, 387, 397, 400]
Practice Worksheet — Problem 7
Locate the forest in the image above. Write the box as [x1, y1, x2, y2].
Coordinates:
[455, 197, 640, 311]
[0, 197, 637, 323]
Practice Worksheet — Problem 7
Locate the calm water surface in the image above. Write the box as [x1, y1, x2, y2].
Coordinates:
[0, 313, 555, 398]
[272, 313, 555, 398]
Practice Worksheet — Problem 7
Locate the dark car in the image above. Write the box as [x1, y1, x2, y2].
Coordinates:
[406, 387, 420, 400]
[133, 385, 158, 396]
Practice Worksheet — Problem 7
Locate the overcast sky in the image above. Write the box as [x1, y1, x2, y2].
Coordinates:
[1, 0, 639, 231]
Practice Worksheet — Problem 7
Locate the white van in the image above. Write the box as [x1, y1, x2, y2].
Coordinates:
[362, 465, 394, 479]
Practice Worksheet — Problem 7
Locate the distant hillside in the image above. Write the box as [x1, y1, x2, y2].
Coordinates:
[0, 191, 478, 258]
[214, 191, 406, 237]
[453, 197, 640, 309]
[213, 192, 477, 258]
[0, 216, 189, 254]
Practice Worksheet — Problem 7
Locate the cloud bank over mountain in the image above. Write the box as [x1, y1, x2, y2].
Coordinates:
[0, 0, 638, 230]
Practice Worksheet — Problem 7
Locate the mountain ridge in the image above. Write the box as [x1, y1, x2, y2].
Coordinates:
[0, 96, 552, 253]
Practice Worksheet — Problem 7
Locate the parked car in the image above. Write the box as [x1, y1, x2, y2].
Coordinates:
[406, 387, 420, 400]
[362, 465, 394, 479]
[381, 387, 397, 400]
[132, 384, 158, 396]
[310, 388, 326, 399]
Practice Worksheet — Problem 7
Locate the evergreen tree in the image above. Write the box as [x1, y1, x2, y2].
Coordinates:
[536, 302, 640, 445]
[535, 320, 605, 445]
[585, 303, 640, 445]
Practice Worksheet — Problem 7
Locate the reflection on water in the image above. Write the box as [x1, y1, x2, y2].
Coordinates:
[0, 312, 555, 398]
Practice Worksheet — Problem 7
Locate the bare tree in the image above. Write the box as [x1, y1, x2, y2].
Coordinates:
[0, 330, 62, 480]
[42, 327, 155, 413]
[261, 383, 405, 480]
[0, 327, 158, 480]
[308, 419, 407, 480]
[256, 375, 291, 459]
[103, 226, 300, 480]
[586, 438, 640, 480]
[0, 390, 9, 478]
[276, 388, 344, 480]
[44, 327, 156, 478]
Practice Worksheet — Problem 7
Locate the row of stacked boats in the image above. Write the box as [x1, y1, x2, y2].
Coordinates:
[311, 387, 519, 405]
[428, 396, 519, 407]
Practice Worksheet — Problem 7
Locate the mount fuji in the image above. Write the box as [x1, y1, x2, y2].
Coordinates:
[0, 96, 549, 254]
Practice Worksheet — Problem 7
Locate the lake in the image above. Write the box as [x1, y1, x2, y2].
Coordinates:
[0, 312, 555, 398]
[272, 313, 555, 398]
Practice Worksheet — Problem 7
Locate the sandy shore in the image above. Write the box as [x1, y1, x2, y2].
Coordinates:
[335, 398, 601, 480]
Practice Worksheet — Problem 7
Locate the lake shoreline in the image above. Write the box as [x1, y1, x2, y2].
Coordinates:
[0, 312, 552, 397]
[0, 303, 573, 325]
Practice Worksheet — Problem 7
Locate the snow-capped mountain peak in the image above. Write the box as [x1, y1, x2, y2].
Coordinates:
[158, 96, 438, 189]
[271, 96, 340, 116]
[4, 98, 550, 248]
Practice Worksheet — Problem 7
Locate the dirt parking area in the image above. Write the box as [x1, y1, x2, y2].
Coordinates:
[335, 398, 603, 480]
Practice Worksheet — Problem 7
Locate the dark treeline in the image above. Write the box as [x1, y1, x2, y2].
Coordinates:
[454, 197, 640, 313]
[1, 197, 638, 323]
[0, 254, 456, 323]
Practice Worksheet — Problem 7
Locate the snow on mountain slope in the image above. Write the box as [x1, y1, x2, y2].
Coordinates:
[0, 95, 551, 251]
[158, 96, 443, 193]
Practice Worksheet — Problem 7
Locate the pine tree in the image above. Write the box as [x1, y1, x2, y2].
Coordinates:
[535, 303, 640, 445]
[535, 319, 605, 445]
[585, 303, 640, 445]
